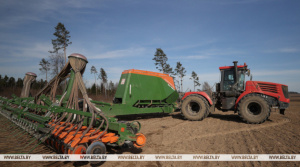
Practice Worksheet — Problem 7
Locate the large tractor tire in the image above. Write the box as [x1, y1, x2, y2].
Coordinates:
[181, 95, 209, 121]
[238, 94, 270, 124]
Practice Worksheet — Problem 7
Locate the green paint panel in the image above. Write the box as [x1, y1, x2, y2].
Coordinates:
[96, 70, 179, 116]
[115, 73, 176, 104]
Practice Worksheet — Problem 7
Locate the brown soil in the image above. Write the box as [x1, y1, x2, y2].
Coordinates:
[0, 94, 299, 167]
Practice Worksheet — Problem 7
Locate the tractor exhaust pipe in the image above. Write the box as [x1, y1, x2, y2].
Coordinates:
[233, 61, 238, 87]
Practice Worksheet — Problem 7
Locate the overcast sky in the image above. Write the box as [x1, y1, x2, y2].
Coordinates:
[0, 0, 299, 92]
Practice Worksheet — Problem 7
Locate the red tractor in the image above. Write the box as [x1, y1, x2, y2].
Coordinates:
[181, 61, 290, 124]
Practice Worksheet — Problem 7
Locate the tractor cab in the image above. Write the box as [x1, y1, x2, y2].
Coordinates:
[217, 61, 250, 96]
[215, 61, 250, 110]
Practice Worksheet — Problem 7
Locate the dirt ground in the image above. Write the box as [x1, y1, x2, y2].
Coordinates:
[0, 94, 299, 167]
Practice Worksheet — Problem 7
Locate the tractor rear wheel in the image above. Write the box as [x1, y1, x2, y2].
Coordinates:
[238, 94, 270, 124]
[181, 95, 209, 121]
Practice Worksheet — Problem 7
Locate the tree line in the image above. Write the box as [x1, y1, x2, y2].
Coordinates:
[0, 72, 118, 97]
[0, 74, 47, 92]
[89, 66, 119, 97]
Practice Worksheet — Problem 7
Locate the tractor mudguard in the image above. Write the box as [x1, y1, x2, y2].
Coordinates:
[181, 92, 213, 105]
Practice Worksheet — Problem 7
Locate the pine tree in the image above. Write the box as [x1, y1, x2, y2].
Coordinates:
[190, 71, 201, 91]
[175, 61, 186, 92]
[8, 77, 15, 87]
[98, 68, 107, 96]
[99, 68, 107, 83]
[153, 48, 173, 74]
[108, 80, 114, 96]
[49, 22, 72, 64]
[0, 75, 3, 90]
[90, 66, 98, 95]
[164, 64, 174, 76]
[91, 83, 96, 95]
[16, 78, 23, 88]
[3, 75, 8, 87]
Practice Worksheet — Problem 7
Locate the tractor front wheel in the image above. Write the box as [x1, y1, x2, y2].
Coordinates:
[238, 94, 270, 124]
[181, 95, 209, 121]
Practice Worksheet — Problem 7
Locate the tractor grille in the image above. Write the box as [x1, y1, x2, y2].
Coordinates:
[258, 83, 278, 94]
[281, 85, 289, 98]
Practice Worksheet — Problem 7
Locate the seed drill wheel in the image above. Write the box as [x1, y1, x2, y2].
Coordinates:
[181, 95, 209, 121]
[87, 141, 106, 154]
[86, 141, 106, 165]
[238, 94, 270, 124]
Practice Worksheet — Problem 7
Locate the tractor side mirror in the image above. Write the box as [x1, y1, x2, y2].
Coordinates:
[246, 69, 251, 76]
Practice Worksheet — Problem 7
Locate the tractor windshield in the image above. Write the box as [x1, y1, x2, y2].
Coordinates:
[222, 69, 245, 91]
[238, 72, 245, 91]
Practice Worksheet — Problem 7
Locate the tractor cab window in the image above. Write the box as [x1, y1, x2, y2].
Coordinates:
[223, 70, 234, 91]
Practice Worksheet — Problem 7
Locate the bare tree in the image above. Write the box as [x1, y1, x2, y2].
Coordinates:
[39, 58, 50, 82]
[202, 81, 213, 95]
[49, 53, 65, 77]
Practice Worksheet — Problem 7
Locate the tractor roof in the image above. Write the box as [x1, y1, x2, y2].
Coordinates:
[219, 63, 248, 70]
